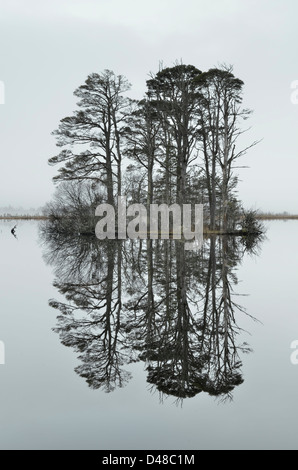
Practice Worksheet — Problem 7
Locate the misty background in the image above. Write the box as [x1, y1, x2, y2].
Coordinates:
[0, 0, 297, 213]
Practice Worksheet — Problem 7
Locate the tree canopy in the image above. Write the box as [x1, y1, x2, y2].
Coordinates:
[48, 62, 258, 232]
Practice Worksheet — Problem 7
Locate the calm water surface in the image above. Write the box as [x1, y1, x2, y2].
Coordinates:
[0, 219, 298, 450]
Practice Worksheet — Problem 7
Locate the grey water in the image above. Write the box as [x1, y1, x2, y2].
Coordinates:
[0, 219, 298, 450]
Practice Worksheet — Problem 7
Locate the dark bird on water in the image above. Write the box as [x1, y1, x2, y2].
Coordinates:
[11, 225, 17, 238]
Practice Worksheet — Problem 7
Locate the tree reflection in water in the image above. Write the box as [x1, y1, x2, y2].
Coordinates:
[41, 230, 263, 403]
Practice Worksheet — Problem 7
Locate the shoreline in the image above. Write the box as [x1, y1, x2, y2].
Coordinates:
[1, 214, 298, 221]
[0, 216, 48, 220]
[256, 214, 298, 220]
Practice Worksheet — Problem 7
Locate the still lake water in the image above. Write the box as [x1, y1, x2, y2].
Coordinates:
[0, 219, 298, 450]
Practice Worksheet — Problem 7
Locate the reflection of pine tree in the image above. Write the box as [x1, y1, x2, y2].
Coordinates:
[41, 229, 262, 402]
[44, 236, 131, 392]
[124, 236, 256, 402]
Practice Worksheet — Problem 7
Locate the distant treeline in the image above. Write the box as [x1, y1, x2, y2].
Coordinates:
[256, 213, 298, 220]
[0, 215, 47, 220]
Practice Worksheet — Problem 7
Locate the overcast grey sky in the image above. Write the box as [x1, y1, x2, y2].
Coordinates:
[0, 0, 297, 212]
